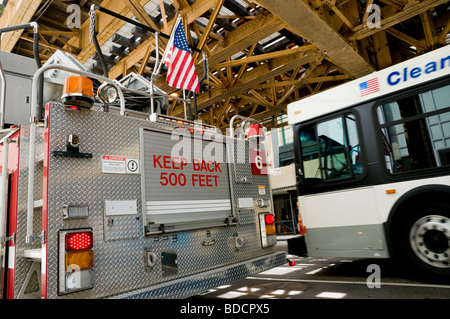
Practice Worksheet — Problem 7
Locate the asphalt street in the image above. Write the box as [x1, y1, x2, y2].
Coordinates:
[191, 237, 450, 300]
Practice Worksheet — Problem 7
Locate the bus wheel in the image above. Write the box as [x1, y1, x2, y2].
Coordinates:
[400, 203, 450, 281]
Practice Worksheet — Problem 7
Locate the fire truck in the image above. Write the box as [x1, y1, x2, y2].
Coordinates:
[0, 23, 285, 299]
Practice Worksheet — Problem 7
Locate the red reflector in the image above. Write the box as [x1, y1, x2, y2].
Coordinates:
[264, 214, 275, 225]
[65, 231, 93, 251]
[65, 105, 81, 112]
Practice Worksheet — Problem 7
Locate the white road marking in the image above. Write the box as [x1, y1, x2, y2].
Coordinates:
[316, 292, 347, 299]
[217, 291, 248, 299]
[246, 276, 450, 289]
[259, 267, 299, 275]
[305, 267, 323, 275]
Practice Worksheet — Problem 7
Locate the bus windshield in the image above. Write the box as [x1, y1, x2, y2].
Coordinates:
[299, 113, 363, 183]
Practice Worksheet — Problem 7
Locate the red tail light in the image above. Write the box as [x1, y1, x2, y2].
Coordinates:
[264, 214, 275, 225]
[259, 213, 276, 247]
[65, 231, 93, 251]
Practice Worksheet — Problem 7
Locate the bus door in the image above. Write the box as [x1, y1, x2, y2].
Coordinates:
[296, 113, 387, 256]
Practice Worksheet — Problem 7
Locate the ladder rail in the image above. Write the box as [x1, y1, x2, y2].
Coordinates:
[0, 137, 9, 242]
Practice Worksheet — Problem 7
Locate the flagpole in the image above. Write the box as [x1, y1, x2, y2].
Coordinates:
[151, 15, 180, 115]
[183, 89, 187, 119]
[150, 31, 159, 114]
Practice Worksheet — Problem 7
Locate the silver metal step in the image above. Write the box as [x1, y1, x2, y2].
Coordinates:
[22, 248, 42, 262]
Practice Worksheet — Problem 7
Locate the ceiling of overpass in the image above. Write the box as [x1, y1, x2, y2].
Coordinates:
[0, 0, 449, 130]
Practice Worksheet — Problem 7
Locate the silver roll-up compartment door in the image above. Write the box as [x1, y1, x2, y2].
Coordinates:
[140, 128, 234, 234]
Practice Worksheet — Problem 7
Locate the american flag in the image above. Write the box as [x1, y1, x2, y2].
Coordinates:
[359, 78, 380, 97]
[164, 21, 200, 94]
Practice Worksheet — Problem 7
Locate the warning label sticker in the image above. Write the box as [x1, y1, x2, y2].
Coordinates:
[258, 185, 266, 195]
[102, 156, 140, 174]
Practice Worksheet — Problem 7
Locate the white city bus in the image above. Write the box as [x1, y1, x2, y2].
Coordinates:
[287, 45, 450, 280]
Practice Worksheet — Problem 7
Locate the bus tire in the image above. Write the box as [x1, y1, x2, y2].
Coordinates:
[395, 202, 450, 282]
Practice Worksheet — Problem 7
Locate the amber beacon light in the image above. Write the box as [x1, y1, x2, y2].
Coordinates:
[62, 76, 95, 109]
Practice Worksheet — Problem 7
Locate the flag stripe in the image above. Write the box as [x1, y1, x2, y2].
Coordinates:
[168, 49, 184, 85]
[176, 53, 191, 88]
[186, 65, 198, 90]
[183, 60, 197, 89]
[170, 52, 186, 86]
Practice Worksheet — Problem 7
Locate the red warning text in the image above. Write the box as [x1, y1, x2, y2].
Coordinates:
[153, 154, 222, 188]
[153, 155, 188, 170]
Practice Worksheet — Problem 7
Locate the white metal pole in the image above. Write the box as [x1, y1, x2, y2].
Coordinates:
[183, 90, 186, 119]
[0, 62, 6, 130]
[150, 32, 159, 115]
[26, 122, 36, 243]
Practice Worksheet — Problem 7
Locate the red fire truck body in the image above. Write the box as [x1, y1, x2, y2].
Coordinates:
[0, 51, 285, 299]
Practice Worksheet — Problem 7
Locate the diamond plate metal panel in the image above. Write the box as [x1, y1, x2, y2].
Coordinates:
[237, 209, 256, 225]
[103, 199, 140, 241]
[113, 252, 287, 299]
[103, 214, 140, 242]
[13, 103, 284, 299]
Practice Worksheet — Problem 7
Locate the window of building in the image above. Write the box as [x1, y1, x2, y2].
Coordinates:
[277, 115, 293, 146]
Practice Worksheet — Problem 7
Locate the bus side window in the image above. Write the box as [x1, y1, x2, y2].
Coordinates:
[377, 83, 450, 174]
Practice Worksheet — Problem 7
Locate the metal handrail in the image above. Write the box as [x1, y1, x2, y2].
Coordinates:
[0, 62, 5, 129]
[229, 115, 261, 138]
